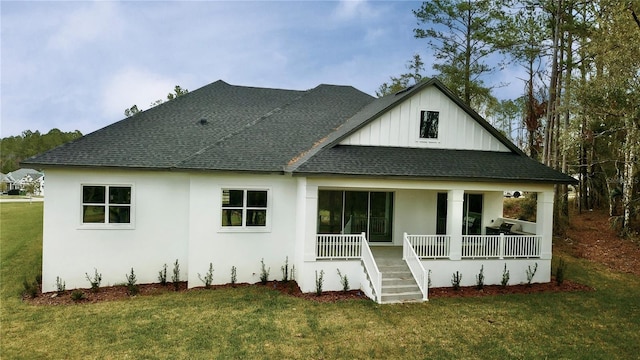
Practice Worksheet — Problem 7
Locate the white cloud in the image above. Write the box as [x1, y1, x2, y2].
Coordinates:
[332, 0, 378, 21]
[101, 68, 180, 119]
[47, 2, 124, 51]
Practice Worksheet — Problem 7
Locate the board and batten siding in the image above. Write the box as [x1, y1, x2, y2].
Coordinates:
[340, 86, 510, 152]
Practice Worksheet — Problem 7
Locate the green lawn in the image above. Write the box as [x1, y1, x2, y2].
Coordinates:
[1, 202, 639, 359]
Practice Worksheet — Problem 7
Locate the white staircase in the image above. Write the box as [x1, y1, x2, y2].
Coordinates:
[371, 247, 424, 304]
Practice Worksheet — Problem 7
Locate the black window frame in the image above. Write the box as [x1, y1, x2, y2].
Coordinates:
[221, 189, 269, 229]
[81, 184, 132, 225]
[419, 110, 439, 139]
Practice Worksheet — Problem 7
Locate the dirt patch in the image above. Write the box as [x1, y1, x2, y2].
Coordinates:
[555, 208, 640, 277]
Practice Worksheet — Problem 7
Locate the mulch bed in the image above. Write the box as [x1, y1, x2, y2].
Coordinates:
[429, 279, 591, 298]
[24, 278, 591, 306]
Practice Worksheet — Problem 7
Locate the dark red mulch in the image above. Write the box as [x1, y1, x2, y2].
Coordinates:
[24, 280, 369, 306]
[25, 278, 591, 306]
[428, 279, 592, 299]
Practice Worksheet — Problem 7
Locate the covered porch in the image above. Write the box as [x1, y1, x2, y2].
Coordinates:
[312, 186, 553, 261]
[296, 178, 555, 303]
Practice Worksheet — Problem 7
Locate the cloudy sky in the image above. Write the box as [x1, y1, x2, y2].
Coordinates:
[1, 1, 520, 138]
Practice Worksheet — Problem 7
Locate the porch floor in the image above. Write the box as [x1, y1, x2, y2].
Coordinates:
[370, 246, 402, 264]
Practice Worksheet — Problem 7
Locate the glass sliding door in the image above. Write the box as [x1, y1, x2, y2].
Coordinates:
[317, 190, 394, 242]
[317, 190, 343, 234]
[369, 192, 393, 242]
[463, 193, 483, 235]
[344, 191, 368, 235]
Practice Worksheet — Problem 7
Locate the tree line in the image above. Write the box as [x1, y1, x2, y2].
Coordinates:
[0, 129, 82, 173]
[380, 0, 640, 235]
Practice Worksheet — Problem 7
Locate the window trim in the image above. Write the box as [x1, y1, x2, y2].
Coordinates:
[219, 187, 271, 233]
[418, 110, 440, 142]
[79, 184, 135, 229]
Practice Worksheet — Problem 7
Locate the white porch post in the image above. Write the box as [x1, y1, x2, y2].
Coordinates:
[299, 179, 319, 262]
[447, 189, 464, 260]
[536, 190, 555, 260]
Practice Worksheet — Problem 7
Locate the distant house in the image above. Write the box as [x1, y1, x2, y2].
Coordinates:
[3, 168, 44, 195]
[24, 79, 575, 303]
[0, 172, 10, 193]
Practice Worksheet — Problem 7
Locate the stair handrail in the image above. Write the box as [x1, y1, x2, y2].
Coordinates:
[360, 232, 382, 303]
[403, 232, 429, 301]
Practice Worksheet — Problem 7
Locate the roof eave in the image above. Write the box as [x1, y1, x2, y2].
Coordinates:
[290, 171, 577, 185]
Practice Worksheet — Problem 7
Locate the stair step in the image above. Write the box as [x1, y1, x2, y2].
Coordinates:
[382, 284, 421, 294]
[383, 279, 417, 287]
[381, 291, 424, 304]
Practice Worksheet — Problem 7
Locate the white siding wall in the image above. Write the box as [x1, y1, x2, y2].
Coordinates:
[340, 86, 510, 152]
[41, 168, 554, 295]
[394, 190, 437, 244]
[187, 173, 298, 288]
[423, 259, 551, 288]
[41, 168, 190, 292]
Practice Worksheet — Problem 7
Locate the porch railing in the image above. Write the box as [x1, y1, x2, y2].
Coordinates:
[405, 234, 451, 259]
[403, 233, 428, 301]
[461, 234, 542, 259]
[316, 234, 362, 259]
[360, 234, 382, 303]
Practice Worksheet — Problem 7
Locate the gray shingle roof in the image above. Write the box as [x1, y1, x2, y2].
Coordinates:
[22, 78, 575, 184]
[292, 145, 576, 184]
[22, 80, 374, 171]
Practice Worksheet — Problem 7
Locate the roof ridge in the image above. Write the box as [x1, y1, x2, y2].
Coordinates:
[171, 86, 317, 169]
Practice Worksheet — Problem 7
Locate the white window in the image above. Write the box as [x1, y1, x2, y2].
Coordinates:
[221, 189, 268, 229]
[81, 185, 132, 226]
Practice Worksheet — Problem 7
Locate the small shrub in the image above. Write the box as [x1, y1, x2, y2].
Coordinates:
[336, 268, 349, 292]
[281, 256, 290, 282]
[290, 265, 296, 281]
[230, 266, 237, 285]
[501, 263, 510, 288]
[85, 268, 102, 292]
[171, 259, 180, 291]
[56, 276, 66, 294]
[451, 271, 462, 290]
[70, 290, 85, 301]
[555, 258, 567, 285]
[198, 263, 214, 289]
[428, 269, 432, 288]
[475, 265, 485, 290]
[526, 262, 538, 287]
[158, 264, 168, 286]
[315, 270, 325, 296]
[22, 277, 39, 298]
[125, 268, 139, 296]
[259, 258, 270, 285]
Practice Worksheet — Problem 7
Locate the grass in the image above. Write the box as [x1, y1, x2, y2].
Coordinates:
[2, 203, 640, 359]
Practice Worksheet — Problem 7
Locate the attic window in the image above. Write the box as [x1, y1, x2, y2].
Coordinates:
[419, 110, 439, 139]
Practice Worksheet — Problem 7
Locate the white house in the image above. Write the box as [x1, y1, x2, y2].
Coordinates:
[3, 168, 44, 195]
[24, 79, 575, 303]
